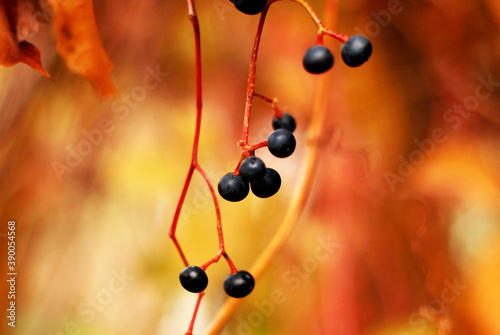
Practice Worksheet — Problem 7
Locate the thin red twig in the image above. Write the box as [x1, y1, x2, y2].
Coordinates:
[253, 92, 274, 104]
[171, 0, 232, 271]
[169, 165, 194, 266]
[170, 0, 238, 332]
[185, 292, 204, 335]
[254, 93, 283, 118]
[169, 0, 204, 267]
[240, 6, 270, 147]
[287, 0, 348, 42]
[248, 140, 268, 151]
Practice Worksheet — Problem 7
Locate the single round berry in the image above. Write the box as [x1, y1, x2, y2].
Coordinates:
[179, 266, 208, 293]
[272, 113, 296, 133]
[224, 270, 255, 298]
[302, 45, 334, 74]
[218, 173, 249, 202]
[251, 168, 281, 198]
[341, 35, 372, 67]
[231, 0, 266, 15]
[239, 156, 266, 182]
[267, 129, 296, 158]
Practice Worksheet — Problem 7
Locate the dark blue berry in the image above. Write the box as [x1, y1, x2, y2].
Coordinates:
[224, 270, 255, 298]
[231, 0, 266, 15]
[302, 45, 334, 74]
[272, 113, 296, 133]
[251, 168, 281, 198]
[218, 173, 249, 202]
[179, 266, 208, 293]
[239, 156, 266, 182]
[341, 35, 372, 67]
[267, 129, 296, 158]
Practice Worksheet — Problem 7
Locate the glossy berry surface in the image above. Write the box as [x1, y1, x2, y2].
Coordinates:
[272, 113, 296, 133]
[224, 270, 255, 298]
[231, 0, 266, 15]
[218, 173, 249, 202]
[179, 266, 208, 293]
[302, 45, 334, 74]
[267, 129, 296, 158]
[341, 35, 372, 67]
[239, 156, 266, 182]
[251, 168, 281, 198]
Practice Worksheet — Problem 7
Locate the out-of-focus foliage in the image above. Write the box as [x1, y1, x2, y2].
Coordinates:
[0, 0, 116, 97]
[1, 0, 500, 335]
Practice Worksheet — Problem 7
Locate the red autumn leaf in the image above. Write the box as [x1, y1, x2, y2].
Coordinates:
[49, 0, 118, 98]
[0, 0, 117, 98]
[0, 0, 51, 78]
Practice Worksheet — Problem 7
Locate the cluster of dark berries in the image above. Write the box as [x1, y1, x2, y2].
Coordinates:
[179, 265, 255, 298]
[218, 112, 296, 202]
[303, 35, 372, 74]
[229, 0, 266, 15]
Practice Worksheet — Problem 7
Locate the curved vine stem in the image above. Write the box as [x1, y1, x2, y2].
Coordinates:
[170, 0, 237, 333]
[205, 0, 340, 333]
[169, 0, 204, 268]
[240, 6, 269, 147]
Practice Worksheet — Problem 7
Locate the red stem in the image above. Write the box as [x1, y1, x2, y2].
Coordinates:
[172, 0, 232, 268]
[254, 93, 283, 117]
[253, 93, 274, 104]
[171, 0, 238, 332]
[241, 6, 270, 146]
[271, 0, 348, 43]
[185, 292, 204, 335]
[190, 8, 202, 163]
[168, 164, 194, 266]
[249, 140, 268, 151]
[169, 0, 204, 267]
[323, 29, 348, 43]
[289, 0, 348, 42]
[194, 163, 231, 263]
[233, 154, 245, 175]
[239, 0, 347, 151]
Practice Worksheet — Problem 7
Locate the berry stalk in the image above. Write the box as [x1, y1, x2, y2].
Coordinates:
[248, 140, 268, 152]
[286, 0, 348, 43]
[170, 0, 238, 332]
[253, 93, 283, 118]
[169, 0, 205, 268]
[185, 292, 204, 335]
[206, 0, 340, 332]
[171, 0, 235, 272]
[169, 165, 195, 266]
[240, 4, 270, 147]
[239, 0, 347, 149]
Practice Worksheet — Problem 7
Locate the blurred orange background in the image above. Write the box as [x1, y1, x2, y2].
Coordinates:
[1, 0, 500, 334]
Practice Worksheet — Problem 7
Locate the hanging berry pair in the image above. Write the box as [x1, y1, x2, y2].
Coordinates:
[303, 35, 373, 74]
[180, 265, 255, 298]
